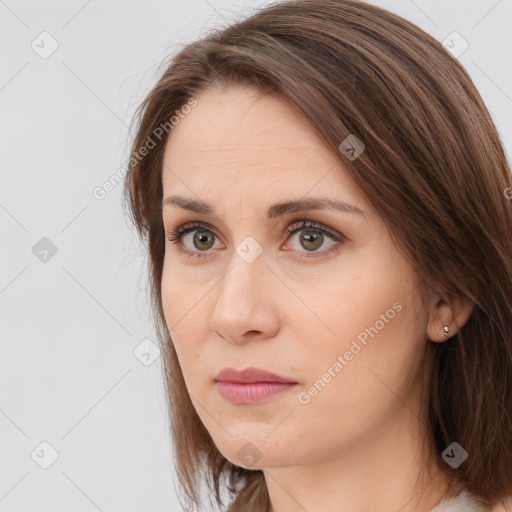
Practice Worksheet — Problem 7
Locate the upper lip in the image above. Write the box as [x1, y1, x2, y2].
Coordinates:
[215, 367, 297, 384]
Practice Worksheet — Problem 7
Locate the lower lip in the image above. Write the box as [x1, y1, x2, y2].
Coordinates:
[215, 381, 297, 404]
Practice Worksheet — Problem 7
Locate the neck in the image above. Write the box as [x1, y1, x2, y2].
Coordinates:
[264, 406, 458, 512]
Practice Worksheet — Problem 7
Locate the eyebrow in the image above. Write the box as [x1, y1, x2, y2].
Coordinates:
[162, 195, 365, 218]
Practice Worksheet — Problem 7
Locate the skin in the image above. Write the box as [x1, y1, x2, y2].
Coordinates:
[160, 84, 475, 512]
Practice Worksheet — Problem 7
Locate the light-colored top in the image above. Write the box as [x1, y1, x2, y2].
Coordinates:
[430, 489, 489, 512]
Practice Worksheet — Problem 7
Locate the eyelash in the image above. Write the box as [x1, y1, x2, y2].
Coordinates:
[165, 220, 345, 259]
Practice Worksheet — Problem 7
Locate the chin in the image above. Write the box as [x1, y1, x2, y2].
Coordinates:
[213, 434, 298, 470]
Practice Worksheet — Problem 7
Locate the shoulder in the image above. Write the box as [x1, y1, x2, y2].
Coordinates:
[491, 496, 512, 512]
[432, 490, 512, 512]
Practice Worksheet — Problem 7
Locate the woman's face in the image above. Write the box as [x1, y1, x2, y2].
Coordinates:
[160, 85, 432, 470]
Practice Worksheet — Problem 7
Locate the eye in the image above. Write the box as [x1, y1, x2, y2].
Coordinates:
[165, 220, 345, 258]
[166, 222, 222, 257]
[283, 220, 344, 257]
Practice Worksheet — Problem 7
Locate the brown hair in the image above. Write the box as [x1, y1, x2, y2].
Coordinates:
[123, 0, 512, 510]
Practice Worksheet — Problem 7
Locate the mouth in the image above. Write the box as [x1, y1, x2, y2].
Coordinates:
[214, 367, 298, 404]
[215, 381, 298, 404]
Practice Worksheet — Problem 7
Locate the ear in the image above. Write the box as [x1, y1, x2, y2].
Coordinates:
[427, 294, 475, 343]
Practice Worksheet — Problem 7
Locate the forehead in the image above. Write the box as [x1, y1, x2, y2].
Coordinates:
[161, 85, 365, 206]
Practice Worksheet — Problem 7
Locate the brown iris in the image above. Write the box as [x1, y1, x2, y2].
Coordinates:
[300, 230, 324, 251]
[193, 230, 215, 251]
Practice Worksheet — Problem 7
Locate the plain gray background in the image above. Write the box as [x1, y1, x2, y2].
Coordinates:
[1, 0, 511, 511]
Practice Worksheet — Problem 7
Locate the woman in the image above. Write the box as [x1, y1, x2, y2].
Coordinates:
[123, 1, 512, 510]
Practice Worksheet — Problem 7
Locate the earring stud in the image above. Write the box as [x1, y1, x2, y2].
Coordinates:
[443, 325, 449, 337]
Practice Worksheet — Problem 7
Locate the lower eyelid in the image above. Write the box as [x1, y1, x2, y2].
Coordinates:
[288, 243, 343, 260]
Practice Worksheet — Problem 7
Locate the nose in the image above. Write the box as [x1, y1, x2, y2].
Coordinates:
[209, 250, 280, 344]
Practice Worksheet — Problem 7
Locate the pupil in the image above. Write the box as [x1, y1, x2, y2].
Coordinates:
[301, 230, 323, 251]
[194, 231, 213, 250]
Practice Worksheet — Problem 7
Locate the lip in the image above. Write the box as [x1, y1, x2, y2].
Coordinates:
[215, 382, 297, 404]
[215, 367, 297, 384]
[214, 367, 298, 404]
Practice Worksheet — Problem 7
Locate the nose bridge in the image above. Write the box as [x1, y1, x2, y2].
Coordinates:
[217, 245, 267, 312]
[210, 244, 278, 340]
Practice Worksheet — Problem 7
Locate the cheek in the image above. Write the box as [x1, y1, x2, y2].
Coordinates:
[288, 293, 426, 457]
[161, 254, 201, 327]
[160, 270, 210, 370]
[294, 259, 399, 351]
[297, 253, 426, 401]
